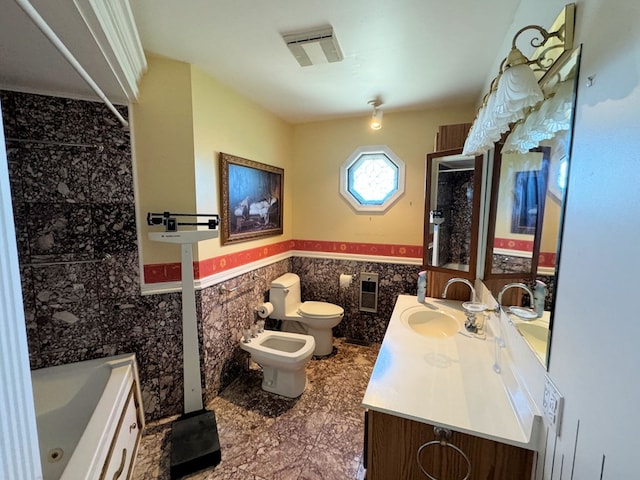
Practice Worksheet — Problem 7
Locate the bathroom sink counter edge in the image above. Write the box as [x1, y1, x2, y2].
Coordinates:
[362, 294, 540, 450]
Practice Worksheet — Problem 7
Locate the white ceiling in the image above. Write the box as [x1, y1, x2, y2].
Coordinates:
[0, 0, 522, 124]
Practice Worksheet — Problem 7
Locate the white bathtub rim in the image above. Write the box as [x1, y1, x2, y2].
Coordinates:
[61, 364, 133, 480]
[32, 354, 143, 480]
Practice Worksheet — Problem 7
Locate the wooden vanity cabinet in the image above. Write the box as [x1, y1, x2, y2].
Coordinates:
[366, 410, 533, 480]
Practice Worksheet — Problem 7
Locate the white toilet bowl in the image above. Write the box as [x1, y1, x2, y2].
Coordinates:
[240, 330, 315, 398]
[269, 273, 344, 356]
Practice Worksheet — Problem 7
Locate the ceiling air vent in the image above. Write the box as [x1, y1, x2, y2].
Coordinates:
[282, 26, 343, 67]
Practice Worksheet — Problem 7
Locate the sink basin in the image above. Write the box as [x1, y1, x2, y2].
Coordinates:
[516, 322, 549, 345]
[401, 307, 459, 338]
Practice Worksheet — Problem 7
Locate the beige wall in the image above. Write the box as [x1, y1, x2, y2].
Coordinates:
[539, 192, 560, 255]
[291, 106, 475, 245]
[132, 58, 294, 266]
[189, 66, 294, 261]
[132, 56, 196, 265]
[134, 58, 474, 267]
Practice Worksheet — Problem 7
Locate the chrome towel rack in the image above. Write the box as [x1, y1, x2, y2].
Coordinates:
[416, 427, 471, 480]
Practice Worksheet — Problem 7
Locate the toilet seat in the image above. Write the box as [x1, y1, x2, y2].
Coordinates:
[298, 301, 344, 319]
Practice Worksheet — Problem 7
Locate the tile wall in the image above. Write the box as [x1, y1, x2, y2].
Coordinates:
[435, 169, 474, 267]
[491, 253, 556, 309]
[292, 257, 419, 344]
[1, 90, 176, 419]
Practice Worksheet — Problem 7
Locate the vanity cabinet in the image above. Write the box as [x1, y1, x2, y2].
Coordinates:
[366, 410, 533, 480]
[100, 384, 143, 480]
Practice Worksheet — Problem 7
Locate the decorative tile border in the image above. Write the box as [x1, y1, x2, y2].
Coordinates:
[494, 237, 556, 267]
[143, 239, 422, 284]
[537, 252, 557, 268]
[293, 239, 422, 258]
[143, 237, 555, 284]
[494, 237, 534, 251]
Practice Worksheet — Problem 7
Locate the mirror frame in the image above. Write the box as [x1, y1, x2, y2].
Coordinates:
[423, 148, 484, 281]
[483, 146, 551, 283]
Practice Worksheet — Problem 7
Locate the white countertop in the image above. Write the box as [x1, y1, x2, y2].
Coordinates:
[362, 294, 539, 450]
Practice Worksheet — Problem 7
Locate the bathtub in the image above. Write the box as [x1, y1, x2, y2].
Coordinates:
[31, 354, 145, 480]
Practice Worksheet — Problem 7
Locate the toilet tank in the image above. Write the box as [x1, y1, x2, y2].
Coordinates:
[269, 273, 302, 318]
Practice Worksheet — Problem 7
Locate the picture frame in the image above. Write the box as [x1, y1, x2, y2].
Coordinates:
[219, 152, 283, 245]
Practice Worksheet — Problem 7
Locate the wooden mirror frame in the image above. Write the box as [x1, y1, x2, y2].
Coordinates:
[481, 146, 550, 305]
[423, 148, 484, 300]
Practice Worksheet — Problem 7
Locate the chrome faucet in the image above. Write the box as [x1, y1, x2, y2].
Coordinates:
[496, 282, 535, 315]
[442, 278, 485, 333]
[441, 277, 476, 302]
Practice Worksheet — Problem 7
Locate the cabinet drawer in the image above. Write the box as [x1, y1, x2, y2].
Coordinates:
[100, 385, 142, 480]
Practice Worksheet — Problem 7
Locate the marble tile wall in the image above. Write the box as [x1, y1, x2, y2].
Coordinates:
[292, 257, 420, 344]
[436, 170, 474, 267]
[1, 90, 180, 420]
[491, 253, 533, 274]
[491, 253, 555, 309]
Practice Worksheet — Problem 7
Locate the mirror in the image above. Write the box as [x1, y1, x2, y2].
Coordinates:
[486, 147, 550, 277]
[423, 148, 484, 279]
[483, 46, 582, 366]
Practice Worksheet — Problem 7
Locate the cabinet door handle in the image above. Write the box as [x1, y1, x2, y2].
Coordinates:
[113, 448, 127, 480]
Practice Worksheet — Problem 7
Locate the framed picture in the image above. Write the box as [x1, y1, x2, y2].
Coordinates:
[510, 169, 545, 235]
[219, 152, 283, 245]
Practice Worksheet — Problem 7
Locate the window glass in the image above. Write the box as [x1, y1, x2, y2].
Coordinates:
[340, 146, 405, 212]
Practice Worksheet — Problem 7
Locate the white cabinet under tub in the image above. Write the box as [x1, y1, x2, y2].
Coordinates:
[100, 383, 143, 480]
[31, 354, 145, 480]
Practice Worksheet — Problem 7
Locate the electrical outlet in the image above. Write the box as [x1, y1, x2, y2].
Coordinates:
[543, 374, 564, 435]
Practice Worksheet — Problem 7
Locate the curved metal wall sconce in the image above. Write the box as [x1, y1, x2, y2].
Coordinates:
[463, 3, 576, 156]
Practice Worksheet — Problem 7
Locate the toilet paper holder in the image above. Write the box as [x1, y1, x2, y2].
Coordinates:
[339, 273, 358, 289]
[256, 302, 274, 319]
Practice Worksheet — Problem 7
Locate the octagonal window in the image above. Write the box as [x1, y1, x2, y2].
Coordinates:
[340, 145, 405, 212]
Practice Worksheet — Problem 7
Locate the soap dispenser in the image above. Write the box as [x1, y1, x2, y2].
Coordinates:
[534, 280, 547, 317]
[417, 271, 427, 303]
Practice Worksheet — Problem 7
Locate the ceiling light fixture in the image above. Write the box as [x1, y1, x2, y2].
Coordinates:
[369, 99, 383, 130]
[463, 4, 575, 156]
[283, 26, 343, 67]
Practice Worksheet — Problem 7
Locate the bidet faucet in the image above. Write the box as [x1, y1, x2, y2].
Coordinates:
[496, 282, 535, 311]
[441, 278, 476, 302]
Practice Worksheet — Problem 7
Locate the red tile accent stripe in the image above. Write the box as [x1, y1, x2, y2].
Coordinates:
[538, 252, 557, 268]
[293, 239, 422, 258]
[493, 237, 534, 251]
[143, 237, 556, 283]
[143, 239, 422, 283]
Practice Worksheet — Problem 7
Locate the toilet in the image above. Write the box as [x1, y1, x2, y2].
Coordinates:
[269, 272, 344, 356]
[240, 329, 315, 398]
